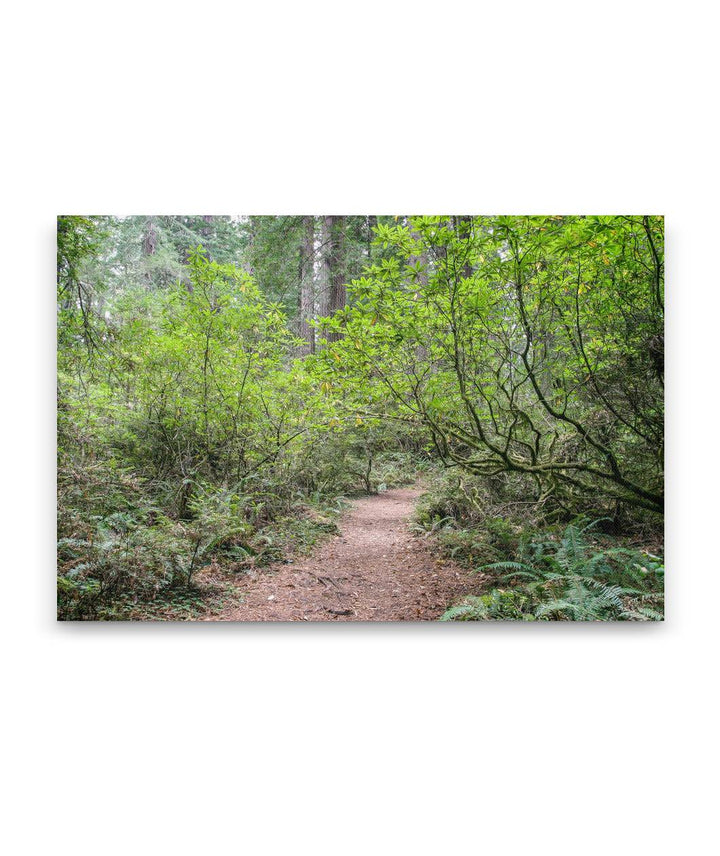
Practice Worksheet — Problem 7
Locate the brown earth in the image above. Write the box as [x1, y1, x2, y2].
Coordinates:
[215, 487, 481, 622]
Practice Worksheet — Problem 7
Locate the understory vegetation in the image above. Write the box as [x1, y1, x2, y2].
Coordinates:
[58, 214, 663, 620]
[413, 467, 663, 621]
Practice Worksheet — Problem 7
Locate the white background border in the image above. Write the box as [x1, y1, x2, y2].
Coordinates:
[2, 2, 716, 854]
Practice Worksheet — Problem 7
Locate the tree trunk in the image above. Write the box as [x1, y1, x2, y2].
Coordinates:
[318, 216, 333, 320]
[317, 216, 346, 345]
[326, 216, 346, 342]
[143, 218, 157, 256]
[142, 218, 158, 287]
[298, 215, 315, 355]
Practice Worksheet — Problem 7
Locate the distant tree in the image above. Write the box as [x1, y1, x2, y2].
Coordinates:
[326, 215, 346, 342]
[317, 216, 346, 344]
[298, 215, 315, 354]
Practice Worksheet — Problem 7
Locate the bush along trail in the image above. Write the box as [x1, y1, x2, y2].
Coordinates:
[216, 488, 479, 621]
[57, 215, 663, 621]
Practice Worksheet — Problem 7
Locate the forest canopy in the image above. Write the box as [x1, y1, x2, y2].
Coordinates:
[57, 215, 664, 621]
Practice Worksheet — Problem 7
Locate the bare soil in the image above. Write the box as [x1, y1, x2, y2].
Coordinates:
[215, 487, 480, 621]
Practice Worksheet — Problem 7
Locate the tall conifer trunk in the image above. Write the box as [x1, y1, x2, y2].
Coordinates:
[298, 215, 315, 355]
[317, 215, 346, 346]
[326, 215, 346, 342]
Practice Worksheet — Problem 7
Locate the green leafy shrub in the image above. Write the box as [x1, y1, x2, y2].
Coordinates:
[441, 520, 664, 621]
[441, 590, 537, 621]
[413, 469, 530, 566]
[56, 450, 351, 619]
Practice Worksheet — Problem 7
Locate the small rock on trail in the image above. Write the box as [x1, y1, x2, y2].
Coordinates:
[216, 487, 479, 621]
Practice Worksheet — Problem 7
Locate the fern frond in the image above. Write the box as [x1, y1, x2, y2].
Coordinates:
[500, 570, 542, 581]
[535, 600, 581, 618]
[440, 600, 487, 621]
[623, 606, 664, 621]
[579, 517, 612, 534]
[480, 561, 535, 573]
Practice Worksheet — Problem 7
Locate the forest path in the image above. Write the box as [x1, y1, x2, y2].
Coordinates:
[217, 487, 478, 621]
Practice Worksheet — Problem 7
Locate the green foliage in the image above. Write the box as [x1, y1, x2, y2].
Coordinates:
[57, 215, 664, 620]
[441, 521, 664, 621]
[56, 453, 349, 619]
[317, 215, 664, 514]
[56, 246, 360, 618]
[412, 467, 534, 566]
[441, 591, 536, 621]
[57, 215, 110, 353]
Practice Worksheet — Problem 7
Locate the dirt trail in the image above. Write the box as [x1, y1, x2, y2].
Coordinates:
[218, 487, 479, 621]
